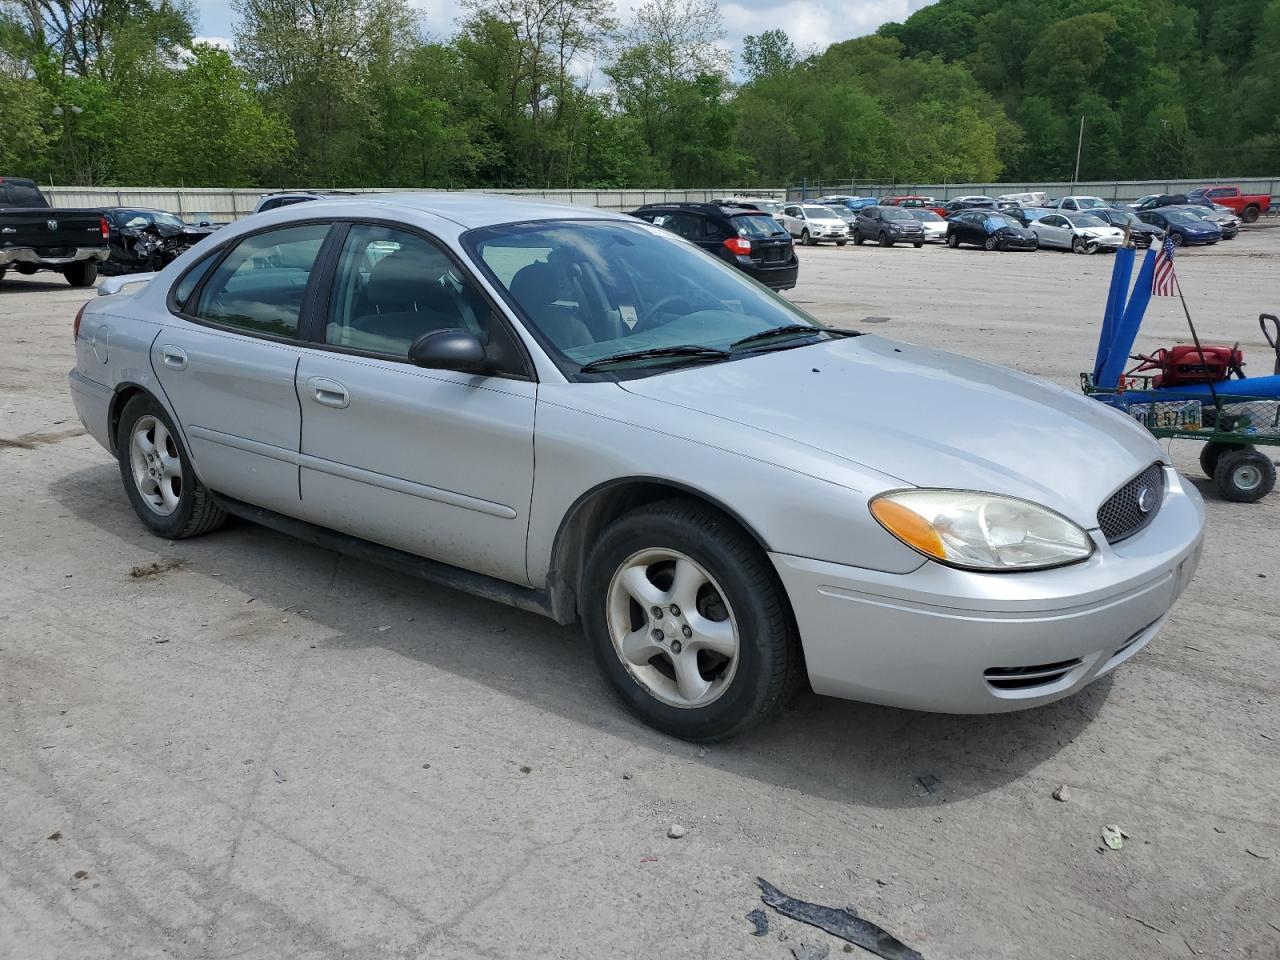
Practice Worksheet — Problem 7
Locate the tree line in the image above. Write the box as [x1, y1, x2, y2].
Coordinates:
[1, 0, 1277, 190]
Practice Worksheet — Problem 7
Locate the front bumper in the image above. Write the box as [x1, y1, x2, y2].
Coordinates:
[0, 246, 110, 268]
[772, 467, 1205, 714]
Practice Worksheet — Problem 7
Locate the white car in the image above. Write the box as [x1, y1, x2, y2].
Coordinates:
[907, 209, 948, 242]
[1030, 212, 1126, 253]
[1054, 196, 1109, 212]
[778, 204, 849, 245]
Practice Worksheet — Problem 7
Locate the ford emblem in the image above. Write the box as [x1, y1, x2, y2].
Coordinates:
[1136, 487, 1154, 514]
[47, 219, 58, 230]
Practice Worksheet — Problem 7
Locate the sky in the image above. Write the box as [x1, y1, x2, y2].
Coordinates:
[193, 0, 939, 63]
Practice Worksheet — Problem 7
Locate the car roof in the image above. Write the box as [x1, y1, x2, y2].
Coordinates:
[298, 192, 630, 229]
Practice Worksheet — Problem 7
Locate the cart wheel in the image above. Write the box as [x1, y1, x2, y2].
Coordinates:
[1214, 447, 1276, 503]
[1199, 441, 1233, 479]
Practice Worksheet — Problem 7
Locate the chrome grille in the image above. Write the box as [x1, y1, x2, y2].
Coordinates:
[1097, 463, 1165, 543]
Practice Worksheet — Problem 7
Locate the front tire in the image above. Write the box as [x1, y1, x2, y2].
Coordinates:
[800, 230, 812, 246]
[946, 233, 960, 248]
[1072, 236, 1089, 254]
[877, 232, 891, 247]
[912, 240, 923, 248]
[116, 394, 227, 539]
[1171, 231, 1185, 247]
[836, 239, 847, 247]
[64, 260, 98, 287]
[582, 499, 800, 741]
[983, 236, 998, 251]
[853, 230, 864, 245]
[1214, 447, 1276, 503]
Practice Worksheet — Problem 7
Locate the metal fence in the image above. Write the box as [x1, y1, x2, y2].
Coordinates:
[41, 185, 788, 222]
[785, 176, 1280, 203]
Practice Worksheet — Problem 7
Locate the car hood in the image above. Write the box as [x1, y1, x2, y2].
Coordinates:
[617, 335, 1162, 527]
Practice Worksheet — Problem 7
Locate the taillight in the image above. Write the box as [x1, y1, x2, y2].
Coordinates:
[724, 236, 752, 256]
[74, 301, 88, 342]
[100, 215, 109, 240]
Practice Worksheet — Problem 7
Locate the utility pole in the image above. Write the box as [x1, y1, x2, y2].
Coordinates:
[1072, 115, 1085, 185]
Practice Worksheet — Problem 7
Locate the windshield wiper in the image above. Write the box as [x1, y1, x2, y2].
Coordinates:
[730, 324, 855, 351]
[579, 344, 731, 373]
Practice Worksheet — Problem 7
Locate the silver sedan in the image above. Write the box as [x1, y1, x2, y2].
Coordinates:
[1030, 212, 1127, 252]
[69, 195, 1204, 740]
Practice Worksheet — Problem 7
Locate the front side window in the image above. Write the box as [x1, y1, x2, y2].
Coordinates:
[467, 220, 830, 375]
[325, 224, 495, 359]
[191, 223, 329, 337]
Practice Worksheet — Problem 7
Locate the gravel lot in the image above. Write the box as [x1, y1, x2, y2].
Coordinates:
[2, 229, 1278, 960]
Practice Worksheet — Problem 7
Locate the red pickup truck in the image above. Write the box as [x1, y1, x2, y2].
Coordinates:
[1186, 186, 1271, 223]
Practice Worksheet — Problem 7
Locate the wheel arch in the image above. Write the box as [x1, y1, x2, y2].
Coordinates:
[108, 382, 152, 449]
[545, 477, 775, 624]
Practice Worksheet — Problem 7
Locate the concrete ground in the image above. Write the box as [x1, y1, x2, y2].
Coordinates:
[1, 230, 1278, 960]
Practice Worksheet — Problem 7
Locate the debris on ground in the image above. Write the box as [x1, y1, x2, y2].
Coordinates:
[744, 908, 769, 936]
[791, 942, 830, 960]
[47, 831, 62, 841]
[519, 765, 532, 774]
[668, 824, 686, 839]
[1244, 848, 1271, 859]
[1052, 785, 1070, 802]
[915, 774, 940, 796]
[1102, 825, 1129, 850]
[129, 557, 185, 580]
[273, 768, 287, 783]
[639, 855, 657, 864]
[1126, 914, 1171, 935]
[72, 870, 88, 880]
[756, 878, 925, 960]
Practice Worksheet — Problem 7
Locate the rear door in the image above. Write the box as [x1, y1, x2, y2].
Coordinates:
[294, 221, 536, 585]
[152, 220, 333, 517]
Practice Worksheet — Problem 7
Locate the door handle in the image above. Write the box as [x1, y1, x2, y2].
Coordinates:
[308, 377, 349, 409]
[160, 346, 187, 370]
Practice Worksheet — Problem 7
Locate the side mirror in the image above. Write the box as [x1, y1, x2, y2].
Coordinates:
[408, 328, 488, 373]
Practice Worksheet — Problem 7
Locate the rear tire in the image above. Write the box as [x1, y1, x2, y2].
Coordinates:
[64, 261, 98, 287]
[836, 240, 847, 247]
[116, 394, 227, 539]
[1214, 447, 1276, 503]
[1242, 205, 1260, 224]
[946, 233, 960, 248]
[581, 498, 801, 742]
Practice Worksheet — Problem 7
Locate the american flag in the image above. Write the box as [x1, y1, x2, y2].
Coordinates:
[1152, 234, 1177, 296]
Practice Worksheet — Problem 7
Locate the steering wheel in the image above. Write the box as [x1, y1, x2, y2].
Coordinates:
[634, 292, 702, 333]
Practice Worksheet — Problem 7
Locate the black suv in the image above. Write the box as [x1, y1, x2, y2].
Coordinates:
[851, 205, 925, 247]
[628, 203, 798, 291]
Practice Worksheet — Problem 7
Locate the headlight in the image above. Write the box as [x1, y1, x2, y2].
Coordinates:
[870, 490, 1094, 571]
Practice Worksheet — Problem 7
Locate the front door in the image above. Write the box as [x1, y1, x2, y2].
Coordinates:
[152, 221, 332, 516]
[294, 222, 536, 586]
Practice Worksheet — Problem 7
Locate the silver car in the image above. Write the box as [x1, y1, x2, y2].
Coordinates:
[68, 195, 1204, 740]
[1030, 212, 1127, 253]
[777, 204, 849, 245]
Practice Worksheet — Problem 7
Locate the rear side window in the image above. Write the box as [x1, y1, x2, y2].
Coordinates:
[172, 253, 219, 311]
[191, 223, 329, 338]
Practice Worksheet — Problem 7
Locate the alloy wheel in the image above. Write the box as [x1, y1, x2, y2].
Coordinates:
[129, 415, 183, 516]
[606, 548, 739, 709]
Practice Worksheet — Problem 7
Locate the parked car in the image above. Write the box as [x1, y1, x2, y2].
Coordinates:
[1128, 194, 1164, 210]
[1186, 185, 1270, 223]
[0, 176, 108, 286]
[252, 190, 356, 214]
[851, 205, 926, 247]
[710, 197, 785, 218]
[1052, 196, 1109, 212]
[942, 196, 997, 216]
[68, 194, 1205, 740]
[1136, 208, 1222, 246]
[817, 196, 878, 212]
[1001, 205, 1056, 228]
[1090, 207, 1163, 248]
[1130, 193, 1212, 213]
[1170, 204, 1239, 239]
[907, 208, 948, 242]
[945, 210, 1038, 251]
[997, 191, 1049, 206]
[778, 203, 849, 245]
[101, 208, 217, 275]
[629, 203, 798, 290]
[1029, 212, 1126, 253]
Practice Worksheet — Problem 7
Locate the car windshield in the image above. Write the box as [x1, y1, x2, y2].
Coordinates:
[466, 220, 827, 374]
[802, 205, 838, 220]
[1065, 214, 1106, 227]
[909, 210, 943, 222]
[1160, 210, 1199, 225]
[881, 207, 914, 221]
[1073, 198, 1106, 209]
[730, 214, 787, 238]
[118, 209, 185, 228]
[1108, 210, 1141, 226]
[1176, 206, 1211, 219]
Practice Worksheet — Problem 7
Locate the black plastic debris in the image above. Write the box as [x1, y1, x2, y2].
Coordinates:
[745, 908, 769, 937]
[757, 878, 924, 960]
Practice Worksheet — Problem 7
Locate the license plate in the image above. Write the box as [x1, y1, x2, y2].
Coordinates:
[1132, 400, 1202, 431]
